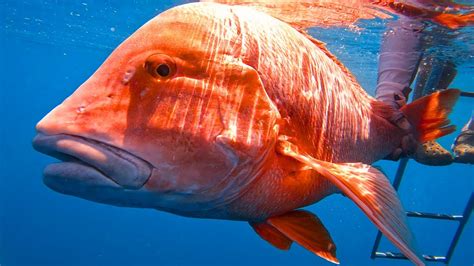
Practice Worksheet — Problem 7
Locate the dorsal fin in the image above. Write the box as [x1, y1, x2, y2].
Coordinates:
[201, 0, 391, 29]
[201, 0, 474, 30]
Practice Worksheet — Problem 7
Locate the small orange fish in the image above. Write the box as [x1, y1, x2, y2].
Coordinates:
[33, 2, 460, 265]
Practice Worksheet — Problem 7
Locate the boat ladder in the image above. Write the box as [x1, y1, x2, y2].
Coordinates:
[370, 91, 474, 264]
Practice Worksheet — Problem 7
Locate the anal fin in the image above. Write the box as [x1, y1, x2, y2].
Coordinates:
[250, 210, 339, 264]
[250, 222, 293, 250]
[277, 138, 425, 266]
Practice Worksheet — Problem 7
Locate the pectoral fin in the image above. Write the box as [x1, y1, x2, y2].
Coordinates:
[277, 138, 425, 266]
[250, 210, 339, 264]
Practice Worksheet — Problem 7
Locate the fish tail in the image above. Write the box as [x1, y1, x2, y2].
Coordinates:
[373, 0, 474, 29]
[401, 89, 460, 143]
[432, 12, 474, 30]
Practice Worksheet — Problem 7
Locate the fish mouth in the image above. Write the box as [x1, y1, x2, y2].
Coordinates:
[32, 133, 152, 190]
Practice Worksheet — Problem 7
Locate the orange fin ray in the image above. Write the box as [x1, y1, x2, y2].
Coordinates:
[374, 0, 474, 30]
[251, 210, 339, 264]
[200, 0, 391, 29]
[401, 89, 460, 143]
[201, 0, 474, 30]
[250, 221, 293, 250]
[277, 139, 425, 266]
[432, 12, 474, 30]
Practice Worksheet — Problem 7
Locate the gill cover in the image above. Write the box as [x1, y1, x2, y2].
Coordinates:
[191, 61, 281, 207]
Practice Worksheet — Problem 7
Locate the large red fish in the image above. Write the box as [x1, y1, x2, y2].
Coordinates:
[33, 2, 463, 265]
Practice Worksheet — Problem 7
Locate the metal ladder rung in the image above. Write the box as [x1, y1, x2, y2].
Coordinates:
[406, 211, 463, 221]
[371, 194, 473, 264]
[370, 156, 473, 264]
[459, 91, 474, 98]
[374, 252, 447, 262]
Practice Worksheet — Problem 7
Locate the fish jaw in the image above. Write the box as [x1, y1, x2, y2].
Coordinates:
[32, 132, 162, 208]
[31, 130, 239, 212]
[32, 87, 238, 212]
[32, 133, 152, 189]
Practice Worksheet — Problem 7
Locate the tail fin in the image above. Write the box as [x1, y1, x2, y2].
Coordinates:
[432, 12, 474, 30]
[373, 1, 474, 30]
[401, 89, 460, 143]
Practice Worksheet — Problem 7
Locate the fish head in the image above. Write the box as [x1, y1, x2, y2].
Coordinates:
[33, 3, 279, 214]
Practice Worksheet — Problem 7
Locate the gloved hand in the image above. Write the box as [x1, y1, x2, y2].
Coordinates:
[383, 88, 419, 160]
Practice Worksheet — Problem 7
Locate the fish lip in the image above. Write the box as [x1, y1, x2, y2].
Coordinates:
[32, 132, 152, 189]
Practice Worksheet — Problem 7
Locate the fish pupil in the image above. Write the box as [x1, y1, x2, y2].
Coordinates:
[156, 64, 170, 77]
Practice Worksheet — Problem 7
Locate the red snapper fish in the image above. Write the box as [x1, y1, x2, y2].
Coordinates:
[33, 2, 461, 265]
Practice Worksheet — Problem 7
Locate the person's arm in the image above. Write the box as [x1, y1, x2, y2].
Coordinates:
[376, 16, 425, 110]
[375, 16, 425, 158]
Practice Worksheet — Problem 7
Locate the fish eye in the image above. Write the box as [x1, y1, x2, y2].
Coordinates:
[156, 64, 170, 77]
[145, 54, 176, 79]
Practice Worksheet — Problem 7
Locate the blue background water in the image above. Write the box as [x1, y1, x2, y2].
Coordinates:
[1, 1, 472, 265]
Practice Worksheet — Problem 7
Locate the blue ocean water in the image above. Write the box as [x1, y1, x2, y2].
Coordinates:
[0, 1, 472, 265]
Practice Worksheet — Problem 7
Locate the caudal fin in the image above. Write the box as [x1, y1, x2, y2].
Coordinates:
[373, 1, 474, 29]
[401, 89, 460, 143]
[432, 12, 474, 30]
